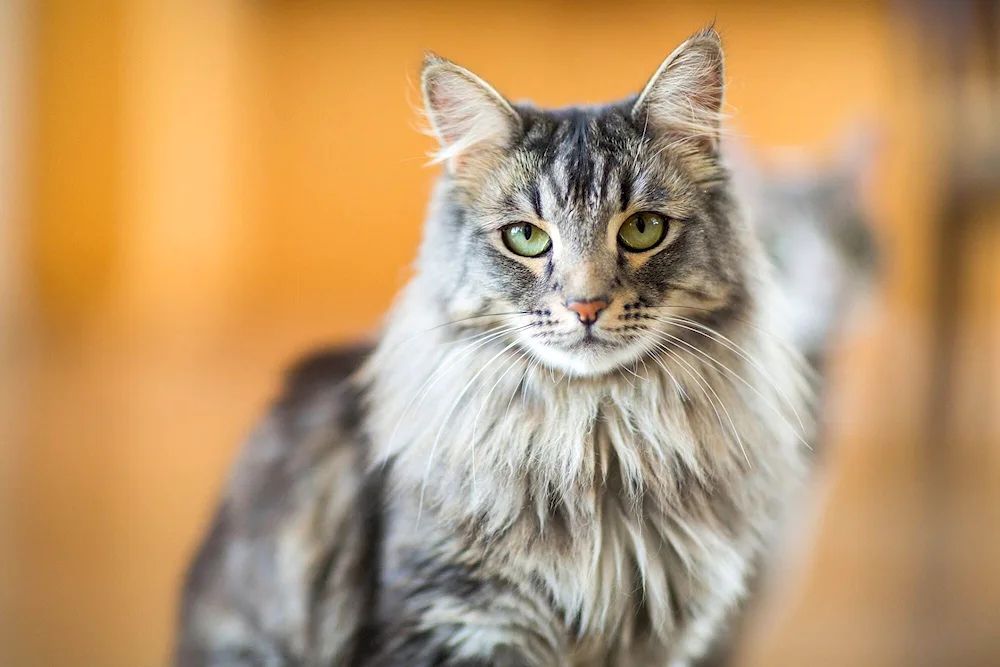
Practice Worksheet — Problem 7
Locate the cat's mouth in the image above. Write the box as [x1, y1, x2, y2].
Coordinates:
[576, 329, 616, 347]
[522, 326, 649, 377]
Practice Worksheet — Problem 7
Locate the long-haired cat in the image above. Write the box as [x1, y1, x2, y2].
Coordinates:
[175, 28, 812, 667]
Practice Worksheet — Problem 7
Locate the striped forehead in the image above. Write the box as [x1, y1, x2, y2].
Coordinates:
[520, 107, 634, 249]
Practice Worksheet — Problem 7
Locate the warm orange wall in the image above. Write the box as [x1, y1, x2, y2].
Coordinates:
[28, 0, 899, 339]
[29, 0, 123, 326]
[10, 2, 992, 667]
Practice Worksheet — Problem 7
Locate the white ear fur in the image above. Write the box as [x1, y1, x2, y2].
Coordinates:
[421, 54, 521, 173]
[632, 28, 726, 151]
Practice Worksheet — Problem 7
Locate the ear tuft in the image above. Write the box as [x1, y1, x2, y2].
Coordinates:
[632, 27, 726, 151]
[421, 54, 521, 173]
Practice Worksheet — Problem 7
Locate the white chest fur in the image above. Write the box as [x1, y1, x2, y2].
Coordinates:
[366, 304, 808, 665]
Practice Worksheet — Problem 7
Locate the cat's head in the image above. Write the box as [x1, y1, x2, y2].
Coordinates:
[416, 28, 758, 377]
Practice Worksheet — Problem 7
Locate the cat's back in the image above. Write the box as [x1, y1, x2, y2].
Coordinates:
[176, 344, 380, 667]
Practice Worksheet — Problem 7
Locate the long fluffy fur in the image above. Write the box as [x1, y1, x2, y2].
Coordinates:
[365, 283, 808, 664]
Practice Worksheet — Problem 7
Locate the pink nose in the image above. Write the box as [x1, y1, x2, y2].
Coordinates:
[566, 298, 608, 324]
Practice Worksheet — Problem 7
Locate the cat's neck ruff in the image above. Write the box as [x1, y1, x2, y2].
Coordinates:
[364, 279, 807, 534]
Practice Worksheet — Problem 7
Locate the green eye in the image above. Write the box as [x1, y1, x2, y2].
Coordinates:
[618, 212, 667, 252]
[501, 223, 551, 257]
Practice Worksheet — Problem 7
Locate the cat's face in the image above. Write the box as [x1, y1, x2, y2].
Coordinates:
[420, 30, 754, 377]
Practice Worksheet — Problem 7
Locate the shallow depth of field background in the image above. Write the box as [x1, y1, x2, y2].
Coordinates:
[1, 2, 998, 666]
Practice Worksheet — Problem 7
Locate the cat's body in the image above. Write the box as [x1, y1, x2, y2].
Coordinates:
[176, 29, 812, 667]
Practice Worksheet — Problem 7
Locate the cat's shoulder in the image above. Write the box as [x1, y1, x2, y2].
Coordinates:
[225, 343, 375, 512]
[278, 342, 373, 410]
[178, 344, 378, 663]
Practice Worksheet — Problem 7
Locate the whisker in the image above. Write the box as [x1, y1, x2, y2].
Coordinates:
[648, 334, 750, 467]
[621, 363, 646, 382]
[553, 369, 567, 389]
[637, 356, 651, 382]
[644, 345, 685, 401]
[377, 310, 534, 358]
[505, 353, 534, 422]
[653, 329, 810, 450]
[618, 367, 637, 389]
[640, 304, 801, 357]
[418, 338, 524, 524]
[469, 350, 527, 495]
[521, 355, 543, 412]
[387, 322, 534, 455]
[654, 315, 808, 435]
[407, 323, 529, 412]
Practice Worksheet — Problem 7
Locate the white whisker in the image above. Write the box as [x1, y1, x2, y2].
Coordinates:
[642, 304, 805, 366]
[377, 310, 533, 359]
[469, 350, 527, 495]
[418, 338, 524, 524]
[648, 332, 750, 467]
[654, 327, 811, 450]
[388, 322, 534, 456]
[654, 315, 807, 434]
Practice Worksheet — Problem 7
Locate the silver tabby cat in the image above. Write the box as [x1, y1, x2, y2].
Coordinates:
[176, 28, 813, 667]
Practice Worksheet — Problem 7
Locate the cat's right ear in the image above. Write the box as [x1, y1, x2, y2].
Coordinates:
[421, 53, 521, 173]
[632, 27, 725, 153]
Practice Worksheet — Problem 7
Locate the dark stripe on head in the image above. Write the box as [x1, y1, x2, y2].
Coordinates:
[529, 181, 543, 220]
[619, 169, 633, 212]
[598, 155, 614, 207]
[564, 111, 594, 205]
[545, 169, 568, 210]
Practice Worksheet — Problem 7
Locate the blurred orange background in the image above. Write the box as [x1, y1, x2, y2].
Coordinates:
[1, 2, 997, 667]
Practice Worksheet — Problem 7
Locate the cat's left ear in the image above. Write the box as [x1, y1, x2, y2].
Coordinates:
[632, 27, 725, 152]
[422, 53, 522, 173]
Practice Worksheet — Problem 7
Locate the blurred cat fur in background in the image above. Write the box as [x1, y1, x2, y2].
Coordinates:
[692, 126, 883, 667]
[726, 125, 882, 376]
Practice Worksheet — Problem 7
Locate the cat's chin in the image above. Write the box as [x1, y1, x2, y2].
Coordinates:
[523, 338, 649, 379]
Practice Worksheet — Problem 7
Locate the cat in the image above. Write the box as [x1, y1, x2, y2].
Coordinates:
[175, 28, 813, 667]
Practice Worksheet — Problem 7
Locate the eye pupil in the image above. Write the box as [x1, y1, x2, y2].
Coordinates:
[636, 216, 646, 234]
[523, 225, 532, 240]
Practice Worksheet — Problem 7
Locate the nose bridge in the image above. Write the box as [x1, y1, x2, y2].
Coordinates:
[556, 239, 614, 300]
[559, 258, 613, 302]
